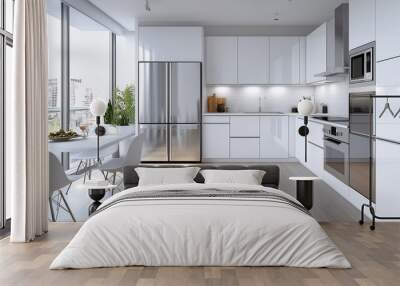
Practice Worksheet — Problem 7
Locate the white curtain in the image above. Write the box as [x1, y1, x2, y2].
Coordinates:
[8, 0, 49, 242]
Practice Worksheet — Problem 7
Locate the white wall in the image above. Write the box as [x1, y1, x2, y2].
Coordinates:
[206, 86, 314, 113]
[313, 79, 349, 117]
[116, 32, 136, 88]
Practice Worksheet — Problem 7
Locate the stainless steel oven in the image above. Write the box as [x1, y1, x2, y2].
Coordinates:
[350, 42, 374, 84]
[323, 125, 349, 184]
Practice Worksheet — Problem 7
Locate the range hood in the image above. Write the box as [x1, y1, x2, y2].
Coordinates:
[315, 3, 349, 77]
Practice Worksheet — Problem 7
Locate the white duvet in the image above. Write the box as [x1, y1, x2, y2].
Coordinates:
[50, 183, 351, 269]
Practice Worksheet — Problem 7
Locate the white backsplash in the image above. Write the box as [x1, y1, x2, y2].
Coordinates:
[206, 79, 349, 116]
[314, 80, 349, 117]
[206, 86, 315, 113]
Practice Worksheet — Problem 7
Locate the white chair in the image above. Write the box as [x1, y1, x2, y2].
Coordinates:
[99, 135, 144, 190]
[71, 144, 119, 182]
[49, 152, 81, 222]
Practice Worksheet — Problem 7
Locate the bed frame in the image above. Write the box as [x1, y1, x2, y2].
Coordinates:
[123, 165, 280, 189]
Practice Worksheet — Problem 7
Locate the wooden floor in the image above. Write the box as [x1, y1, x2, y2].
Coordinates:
[1, 222, 400, 286]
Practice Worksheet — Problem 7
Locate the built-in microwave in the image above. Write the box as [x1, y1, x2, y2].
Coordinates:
[350, 43, 374, 84]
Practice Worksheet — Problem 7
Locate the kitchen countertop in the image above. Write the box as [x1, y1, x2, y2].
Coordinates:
[203, 112, 300, 116]
[307, 117, 349, 129]
[203, 112, 349, 128]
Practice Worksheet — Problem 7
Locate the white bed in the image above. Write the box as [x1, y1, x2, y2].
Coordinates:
[50, 183, 350, 269]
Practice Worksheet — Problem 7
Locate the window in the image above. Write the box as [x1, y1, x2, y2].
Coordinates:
[47, 0, 61, 132]
[46, 2, 136, 170]
[1, 0, 14, 231]
[69, 7, 110, 129]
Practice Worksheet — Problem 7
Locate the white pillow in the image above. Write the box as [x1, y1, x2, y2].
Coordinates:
[135, 167, 201, 186]
[200, 169, 266, 185]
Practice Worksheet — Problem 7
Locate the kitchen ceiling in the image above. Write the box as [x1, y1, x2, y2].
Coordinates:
[89, 0, 348, 31]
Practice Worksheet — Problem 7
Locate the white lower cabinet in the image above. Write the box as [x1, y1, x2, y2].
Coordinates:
[295, 118, 305, 163]
[202, 124, 230, 159]
[230, 138, 260, 159]
[260, 116, 289, 158]
[288, 116, 297, 157]
[375, 139, 400, 217]
[307, 121, 324, 148]
[203, 115, 294, 160]
[306, 142, 324, 176]
[230, 116, 260, 137]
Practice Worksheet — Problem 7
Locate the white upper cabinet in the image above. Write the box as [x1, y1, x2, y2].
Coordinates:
[376, 57, 400, 94]
[349, 0, 376, 50]
[306, 23, 327, 83]
[138, 27, 203, 62]
[206, 37, 238, 84]
[260, 116, 289, 158]
[376, 0, 400, 61]
[269, 37, 300, 84]
[299, 37, 307, 84]
[237, 37, 269, 84]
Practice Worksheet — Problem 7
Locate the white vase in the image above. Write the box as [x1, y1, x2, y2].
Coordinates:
[298, 99, 314, 116]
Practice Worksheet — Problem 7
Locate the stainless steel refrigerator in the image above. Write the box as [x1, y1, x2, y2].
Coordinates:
[138, 62, 202, 162]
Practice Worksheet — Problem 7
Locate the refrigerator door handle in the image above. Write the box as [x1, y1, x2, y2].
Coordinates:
[167, 124, 170, 161]
[168, 125, 172, 161]
[165, 63, 169, 123]
[168, 63, 173, 123]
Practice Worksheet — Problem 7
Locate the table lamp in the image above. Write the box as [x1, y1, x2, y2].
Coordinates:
[298, 98, 314, 162]
[90, 98, 107, 163]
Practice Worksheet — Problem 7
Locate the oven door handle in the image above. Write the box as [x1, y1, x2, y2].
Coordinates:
[325, 137, 342, 145]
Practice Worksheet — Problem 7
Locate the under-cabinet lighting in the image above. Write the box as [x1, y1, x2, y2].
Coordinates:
[213, 86, 232, 94]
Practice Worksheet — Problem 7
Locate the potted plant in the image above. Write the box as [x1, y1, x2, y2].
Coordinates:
[104, 99, 114, 125]
[112, 85, 135, 134]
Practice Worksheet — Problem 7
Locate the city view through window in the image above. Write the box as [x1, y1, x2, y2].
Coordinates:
[47, 5, 110, 132]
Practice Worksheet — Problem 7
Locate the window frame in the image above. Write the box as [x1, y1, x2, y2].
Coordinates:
[56, 3, 115, 169]
[1, 0, 14, 232]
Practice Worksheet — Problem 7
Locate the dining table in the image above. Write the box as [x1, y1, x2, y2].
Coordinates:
[48, 131, 136, 155]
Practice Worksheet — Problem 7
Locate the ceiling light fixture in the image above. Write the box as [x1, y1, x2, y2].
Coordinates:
[145, 0, 151, 12]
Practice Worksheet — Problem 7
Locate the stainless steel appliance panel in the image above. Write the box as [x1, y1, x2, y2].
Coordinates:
[169, 124, 201, 162]
[349, 91, 375, 202]
[139, 124, 168, 162]
[170, 63, 201, 124]
[349, 94, 373, 135]
[324, 135, 349, 184]
[349, 133, 372, 200]
[350, 43, 374, 84]
[139, 62, 169, 124]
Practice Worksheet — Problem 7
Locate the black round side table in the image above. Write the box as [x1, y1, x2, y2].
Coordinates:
[80, 184, 117, 215]
[289, 177, 319, 210]
[88, 188, 106, 215]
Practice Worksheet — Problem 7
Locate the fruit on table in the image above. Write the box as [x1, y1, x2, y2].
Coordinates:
[49, 129, 79, 138]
